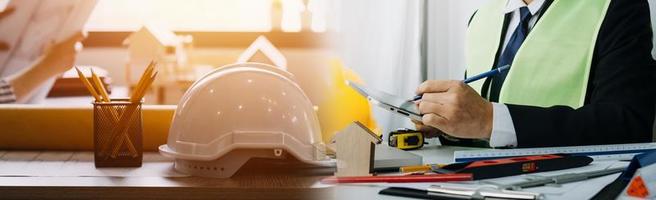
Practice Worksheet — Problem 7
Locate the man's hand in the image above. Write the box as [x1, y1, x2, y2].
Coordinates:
[416, 80, 493, 139]
[412, 119, 444, 138]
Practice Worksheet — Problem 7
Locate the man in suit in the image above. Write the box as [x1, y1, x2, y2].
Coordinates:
[415, 0, 656, 148]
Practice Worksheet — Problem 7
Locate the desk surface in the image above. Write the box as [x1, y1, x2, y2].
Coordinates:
[0, 151, 334, 200]
[0, 145, 623, 200]
[0, 146, 476, 200]
[334, 145, 624, 200]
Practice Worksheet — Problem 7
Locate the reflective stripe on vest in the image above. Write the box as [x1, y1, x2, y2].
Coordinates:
[465, 0, 611, 108]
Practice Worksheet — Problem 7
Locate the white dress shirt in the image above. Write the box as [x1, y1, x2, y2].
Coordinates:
[488, 0, 546, 148]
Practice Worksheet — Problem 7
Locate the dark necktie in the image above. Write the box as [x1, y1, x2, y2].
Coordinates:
[489, 7, 532, 102]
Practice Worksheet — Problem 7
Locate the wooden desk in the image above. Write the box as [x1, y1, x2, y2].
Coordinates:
[0, 151, 335, 200]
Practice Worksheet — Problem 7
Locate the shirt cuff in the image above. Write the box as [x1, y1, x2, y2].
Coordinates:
[0, 79, 17, 103]
[489, 103, 517, 148]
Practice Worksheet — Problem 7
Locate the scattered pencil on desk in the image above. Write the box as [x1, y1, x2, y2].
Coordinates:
[321, 173, 472, 184]
[400, 164, 445, 173]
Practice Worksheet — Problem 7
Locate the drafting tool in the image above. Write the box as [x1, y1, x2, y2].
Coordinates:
[403, 166, 626, 200]
[623, 160, 656, 198]
[428, 185, 542, 200]
[379, 186, 542, 200]
[321, 173, 472, 184]
[435, 154, 592, 180]
[454, 143, 656, 163]
[481, 166, 626, 190]
[592, 150, 656, 199]
[389, 129, 425, 150]
[380, 187, 454, 200]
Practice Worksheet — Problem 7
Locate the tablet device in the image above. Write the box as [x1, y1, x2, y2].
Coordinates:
[348, 81, 423, 121]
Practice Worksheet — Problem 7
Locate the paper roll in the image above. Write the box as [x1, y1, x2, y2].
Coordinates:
[0, 104, 174, 151]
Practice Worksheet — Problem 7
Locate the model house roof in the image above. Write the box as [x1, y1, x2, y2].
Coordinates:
[237, 36, 288, 70]
[123, 25, 180, 47]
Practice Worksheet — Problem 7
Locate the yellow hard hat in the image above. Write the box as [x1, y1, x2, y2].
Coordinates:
[320, 60, 379, 142]
[287, 59, 380, 144]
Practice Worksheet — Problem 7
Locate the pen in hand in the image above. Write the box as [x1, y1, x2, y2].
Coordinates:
[412, 65, 510, 101]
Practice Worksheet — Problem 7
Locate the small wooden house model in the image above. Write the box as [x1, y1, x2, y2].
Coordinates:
[334, 121, 382, 177]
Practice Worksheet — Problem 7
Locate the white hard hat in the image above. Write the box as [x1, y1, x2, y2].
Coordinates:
[159, 63, 328, 178]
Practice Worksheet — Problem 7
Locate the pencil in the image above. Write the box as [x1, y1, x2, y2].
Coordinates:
[132, 71, 157, 103]
[75, 67, 101, 102]
[77, 67, 132, 156]
[88, 68, 138, 156]
[413, 65, 510, 101]
[400, 164, 446, 173]
[110, 71, 157, 157]
[90, 69, 111, 102]
[131, 62, 155, 101]
[106, 64, 158, 157]
[76, 67, 116, 155]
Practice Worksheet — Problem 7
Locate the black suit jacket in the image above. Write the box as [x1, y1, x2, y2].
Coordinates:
[446, 0, 656, 148]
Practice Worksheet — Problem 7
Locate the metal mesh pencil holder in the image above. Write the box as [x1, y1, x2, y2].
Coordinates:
[93, 98, 143, 167]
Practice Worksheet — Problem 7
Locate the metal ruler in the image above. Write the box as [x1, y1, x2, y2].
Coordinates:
[454, 143, 656, 162]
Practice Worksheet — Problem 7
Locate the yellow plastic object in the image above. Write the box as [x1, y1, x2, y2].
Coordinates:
[304, 59, 380, 144]
[282, 58, 380, 144]
[388, 130, 424, 150]
[0, 104, 174, 151]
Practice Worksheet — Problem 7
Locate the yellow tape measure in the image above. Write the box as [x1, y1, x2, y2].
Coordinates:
[388, 129, 425, 150]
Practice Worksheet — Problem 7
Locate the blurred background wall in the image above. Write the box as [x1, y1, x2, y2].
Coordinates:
[335, 0, 487, 135]
[2, 0, 655, 136]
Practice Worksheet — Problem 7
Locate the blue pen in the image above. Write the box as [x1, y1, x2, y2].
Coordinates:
[413, 65, 510, 101]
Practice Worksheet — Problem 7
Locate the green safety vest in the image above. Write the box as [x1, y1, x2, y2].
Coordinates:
[466, 0, 611, 108]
